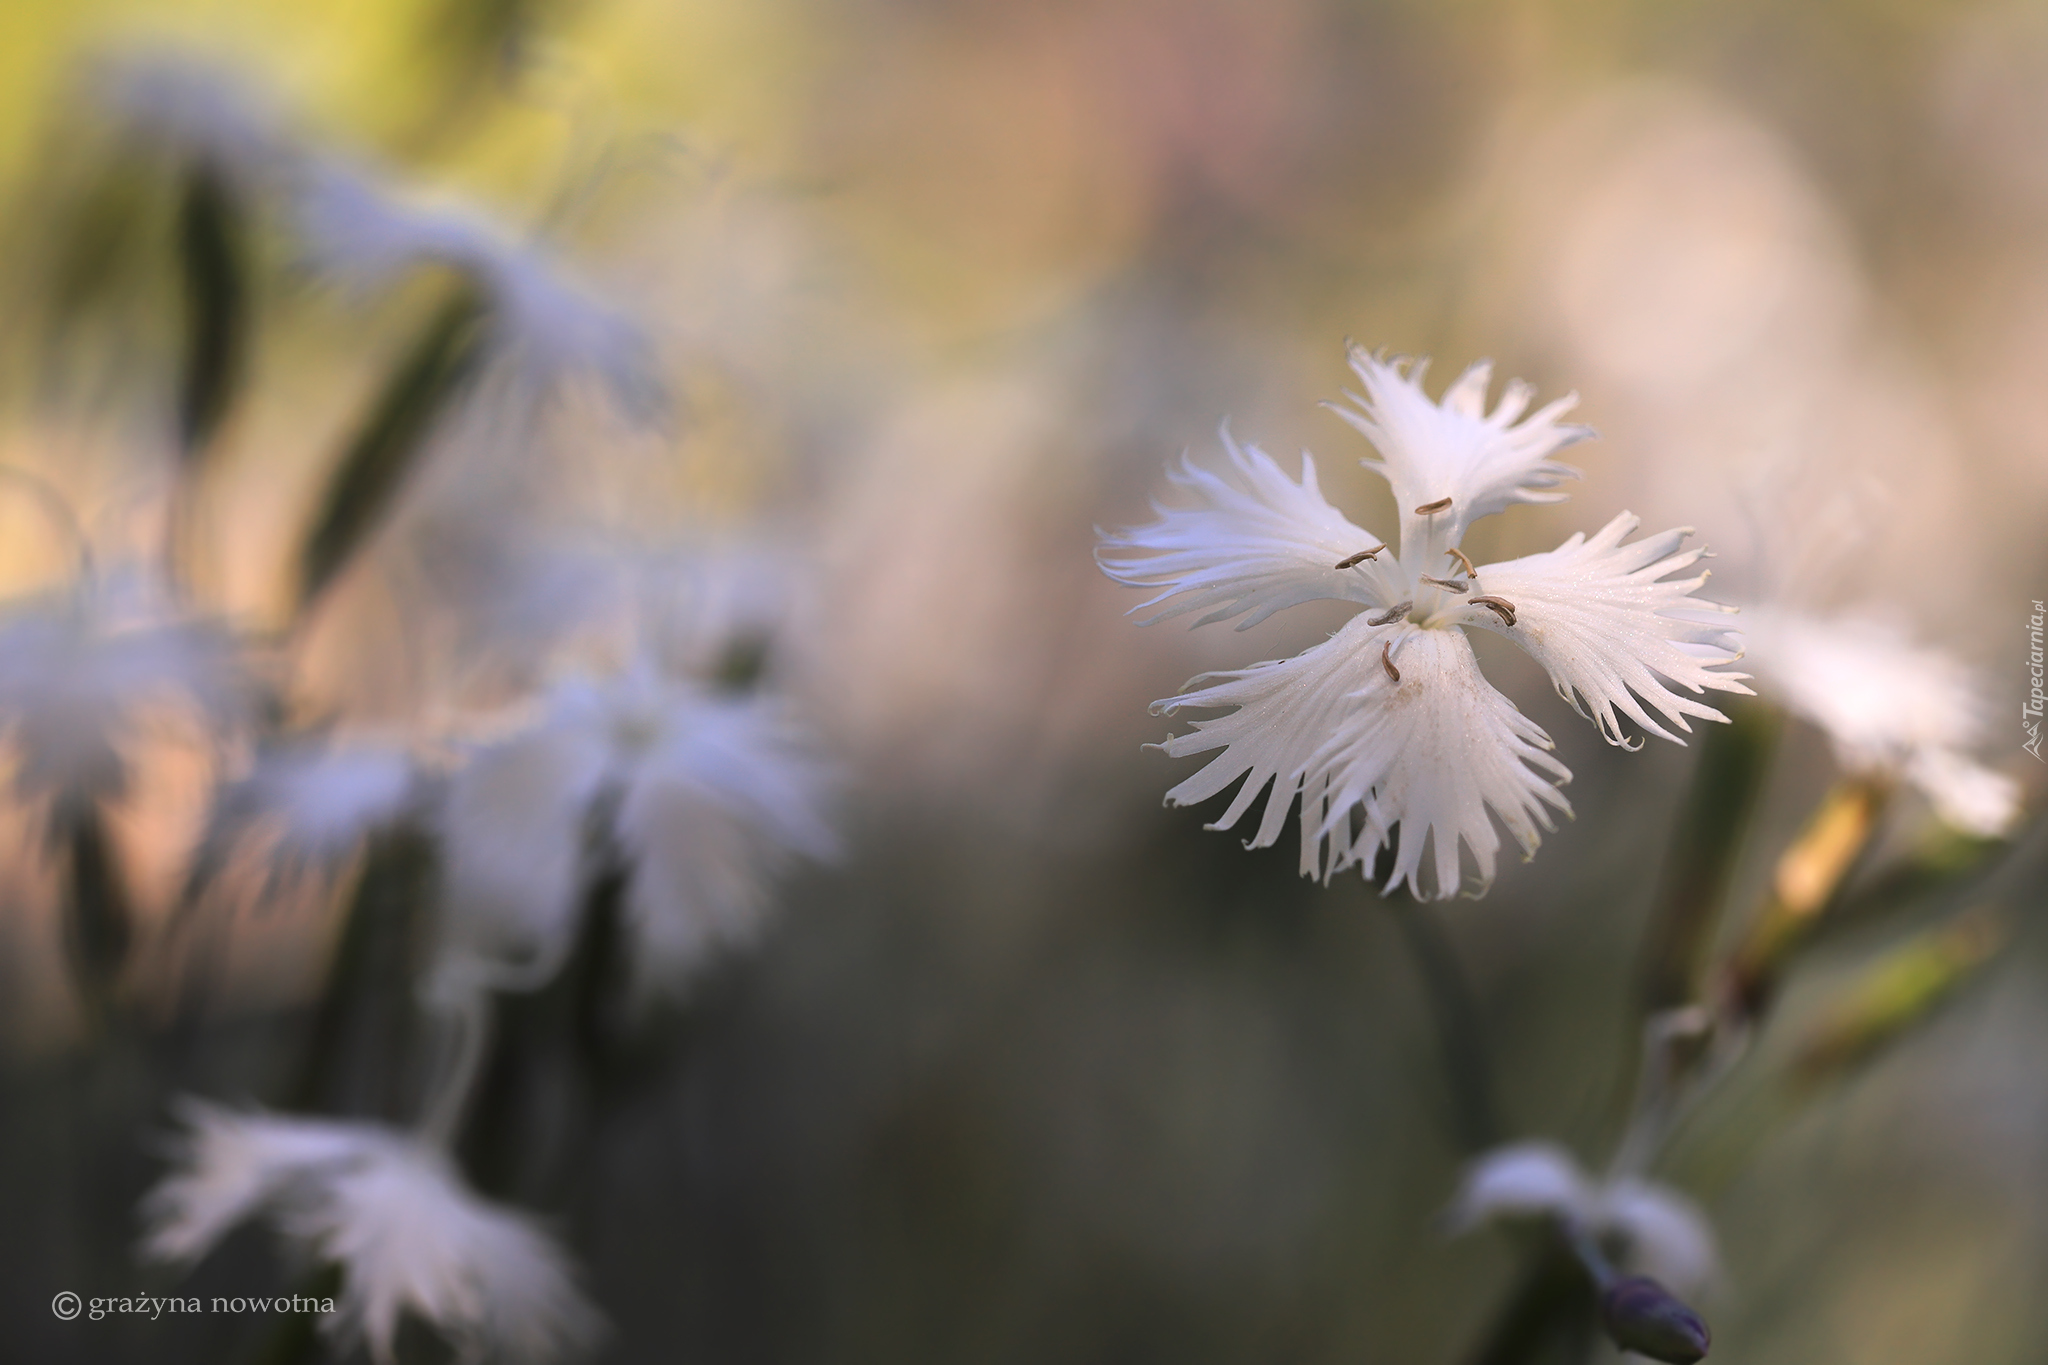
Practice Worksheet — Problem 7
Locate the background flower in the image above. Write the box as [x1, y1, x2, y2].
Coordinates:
[142, 1102, 601, 1364]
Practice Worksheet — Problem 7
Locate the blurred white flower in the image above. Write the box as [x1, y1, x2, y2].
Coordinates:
[1741, 608, 2021, 836]
[628, 543, 805, 684]
[0, 582, 250, 810]
[1447, 1140, 1719, 1294]
[142, 1101, 599, 1364]
[195, 737, 421, 898]
[1101, 348, 1750, 899]
[91, 49, 291, 184]
[295, 157, 660, 415]
[248, 739, 418, 860]
[436, 655, 835, 998]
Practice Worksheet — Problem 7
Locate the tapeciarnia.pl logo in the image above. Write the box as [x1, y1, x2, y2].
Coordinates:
[2026, 599, 2045, 762]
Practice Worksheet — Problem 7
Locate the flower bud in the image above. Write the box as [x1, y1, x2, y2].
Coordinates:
[1598, 1274, 1711, 1363]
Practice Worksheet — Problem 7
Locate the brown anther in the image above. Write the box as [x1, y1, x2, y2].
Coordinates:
[1414, 496, 1453, 515]
[1469, 595, 1517, 626]
[1419, 575, 1469, 594]
[1444, 546, 1476, 577]
[1381, 640, 1401, 684]
[1368, 601, 1413, 627]
[1334, 545, 1387, 569]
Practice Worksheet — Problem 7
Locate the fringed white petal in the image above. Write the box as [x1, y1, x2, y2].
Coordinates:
[286, 1139, 600, 1364]
[1099, 427, 1396, 630]
[1328, 348, 1589, 551]
[1155, 616, 1570, 899]
[1742, 609, 2020, 836]
[616, 698, 837, 997]
[140, 1101, 371, 1263]
[1309, 626, 1572, 899]
[141, 1103, 600, 1365]
[1463, 512, 1752, 748]
[1153, 614, 1391, 881]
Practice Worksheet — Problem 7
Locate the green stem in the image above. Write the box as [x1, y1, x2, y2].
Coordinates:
[418, 989, 494, 1149]
[1389, 896, 1500, 1155]
[1637, 699, 1780, 1015]
[289, 830, 433, 1119]
[1462, 1233, 1598, 1365]
[58, 801, 133, 1032]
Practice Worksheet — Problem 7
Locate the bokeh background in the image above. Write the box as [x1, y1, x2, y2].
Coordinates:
[0, 0, 2044, 1361]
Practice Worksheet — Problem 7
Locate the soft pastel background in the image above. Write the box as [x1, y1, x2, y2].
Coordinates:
[0, 0, 2043, 1361]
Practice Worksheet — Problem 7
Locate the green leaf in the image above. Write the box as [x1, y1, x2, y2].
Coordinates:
[296, 285, 489, 613]
[174, 160, 249, 461]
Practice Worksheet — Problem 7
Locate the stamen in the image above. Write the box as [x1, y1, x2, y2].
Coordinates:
[1470, 595, 1517, 627]
[1444, 546, 1476, 577]
[1419, 575, 1469, 594]
[1368, 601, 1412, 627]
[1333, 545, 1387, 569]
[1381, 640, 1400, 684]
[1414, 496, 1453, 515]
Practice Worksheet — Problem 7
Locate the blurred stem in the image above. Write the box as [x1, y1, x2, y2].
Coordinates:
[1463, 1232, 1598, 1365]
[290, 829, 434, 1119]
[1559, 1218, 1616, 1290]
[418, 989, 495, 1149]
[1605, 1007, 1736, 1183]
[1388, 897, 1500, 1155]
[168, 159, 249, 593]
[455, 836, 632, 1208]
[57, 800, 133, 1030]
[294, 284, 488, 618]
[173, 159, 246, 462]
[1637, 700, 1780, 1014]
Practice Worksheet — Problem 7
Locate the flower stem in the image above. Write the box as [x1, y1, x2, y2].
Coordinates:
[1637, 699, 1779, 1014]
[1389, 896, 1500, 1154]
[418, 988, 495, 1151]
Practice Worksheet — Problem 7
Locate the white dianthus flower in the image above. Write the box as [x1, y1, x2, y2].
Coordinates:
[1101, 348, 1751, 899]
[1739, 608, 2020, 836]
[141, 1101, 600, 1365]
[436, 656, 835, 998]
[294, 157, 659, 415]
[1447, 1140, 1719, 1295]
[0, 582, 249, 809]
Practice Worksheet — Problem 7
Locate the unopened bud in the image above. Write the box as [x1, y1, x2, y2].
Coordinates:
[1598, 1275, 1711, 1363]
